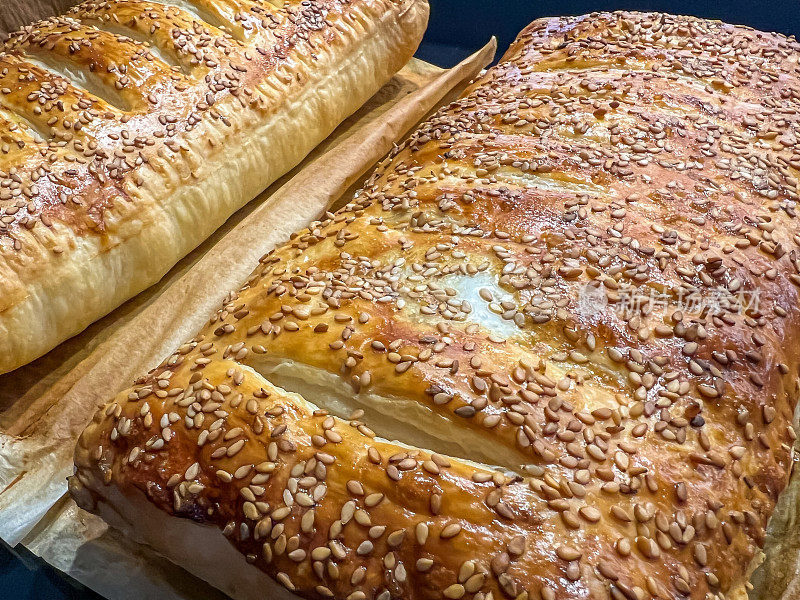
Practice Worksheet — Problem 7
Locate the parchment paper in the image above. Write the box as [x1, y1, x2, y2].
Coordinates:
[749, 451, 800, 599]
[0, 34, 497, 599]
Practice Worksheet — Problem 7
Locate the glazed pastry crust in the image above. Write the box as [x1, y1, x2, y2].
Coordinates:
[74, 11, 800, 600]
[0, 0, 429, 374]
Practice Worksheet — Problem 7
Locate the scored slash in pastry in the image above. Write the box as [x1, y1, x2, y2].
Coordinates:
[0, 0, 428, 374]
[72, 11, 800, 600]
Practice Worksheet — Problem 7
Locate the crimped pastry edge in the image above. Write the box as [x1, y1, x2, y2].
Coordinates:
[69, 460, 299, 600]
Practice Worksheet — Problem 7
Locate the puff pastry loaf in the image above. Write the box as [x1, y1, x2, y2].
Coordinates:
[72, 11, 800, 600]
[0, 0, 429, 373]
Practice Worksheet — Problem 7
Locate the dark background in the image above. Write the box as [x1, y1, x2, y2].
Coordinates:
[416, 0, 800, 67]
[2, 1, 800, 599]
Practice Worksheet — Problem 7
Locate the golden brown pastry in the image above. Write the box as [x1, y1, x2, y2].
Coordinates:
[0, 0, 428, 374]
[72, 11, 800, 600]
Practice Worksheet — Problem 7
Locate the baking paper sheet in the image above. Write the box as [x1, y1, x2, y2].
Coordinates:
[0, 22, 497, 596]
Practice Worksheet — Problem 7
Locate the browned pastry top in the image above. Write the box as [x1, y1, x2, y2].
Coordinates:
[0, 0, 408, 308]
[74, 11, 800, 600]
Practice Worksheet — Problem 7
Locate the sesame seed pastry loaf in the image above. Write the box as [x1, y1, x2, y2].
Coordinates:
[71, 11, 800, 600]
[0, 0, 429, 374]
